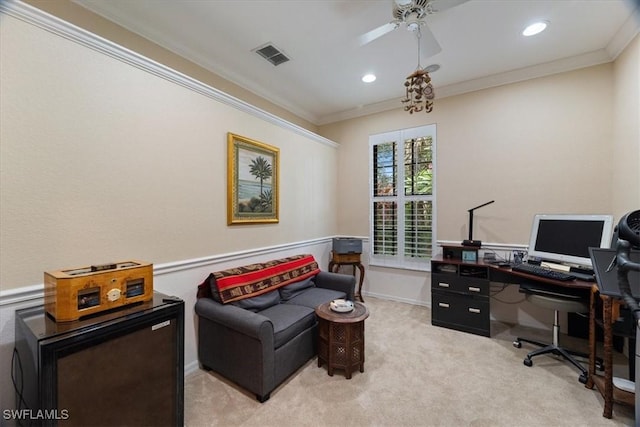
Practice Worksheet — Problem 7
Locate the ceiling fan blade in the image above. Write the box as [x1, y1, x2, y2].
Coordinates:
[358, 22, 398, 46]
[419, 24, 442, 58]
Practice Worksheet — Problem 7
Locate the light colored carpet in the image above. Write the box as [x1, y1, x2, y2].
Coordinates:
[184, 297, 635, 426]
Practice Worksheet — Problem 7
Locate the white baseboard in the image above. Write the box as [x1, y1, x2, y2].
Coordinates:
[184, 360, 201, 377]
[363, 291, 431, 308]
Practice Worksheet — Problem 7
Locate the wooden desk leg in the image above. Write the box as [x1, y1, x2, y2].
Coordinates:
[586, 285, 597, 389]
[603, 296, 614, 419]
[356, 263, 365, 302]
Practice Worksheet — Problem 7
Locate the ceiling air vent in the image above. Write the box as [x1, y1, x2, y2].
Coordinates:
[254, 43, 290, 66]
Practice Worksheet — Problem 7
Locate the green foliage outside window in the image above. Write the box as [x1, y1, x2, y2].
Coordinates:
[373, 135, 434, 259]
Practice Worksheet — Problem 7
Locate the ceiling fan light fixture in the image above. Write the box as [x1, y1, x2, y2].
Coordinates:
[402, 68, 434, 114]
[402, 26, 435, 114]
[406, 17, 423, 32]
[522, 21, 548, 37]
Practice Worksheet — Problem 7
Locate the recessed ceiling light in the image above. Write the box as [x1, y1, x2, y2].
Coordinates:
[362, 74, 376, 83]
[522, 21, 548, 37]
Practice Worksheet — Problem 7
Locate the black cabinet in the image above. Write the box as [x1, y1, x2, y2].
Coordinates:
[13, 292, 184, 427]
[431, 260, 490, 337]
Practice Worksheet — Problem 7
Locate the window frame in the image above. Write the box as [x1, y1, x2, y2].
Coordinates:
[368, 124, 437, 271]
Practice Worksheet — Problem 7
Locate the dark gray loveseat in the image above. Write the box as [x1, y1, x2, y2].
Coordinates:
[195, 255, 355, 402]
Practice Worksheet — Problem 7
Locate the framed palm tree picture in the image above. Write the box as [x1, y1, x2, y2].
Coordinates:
[227, 133, 279, 224]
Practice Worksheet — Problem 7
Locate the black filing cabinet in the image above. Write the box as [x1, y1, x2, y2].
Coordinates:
[13, 292, 184, 427]
[431, 259, 490, 337]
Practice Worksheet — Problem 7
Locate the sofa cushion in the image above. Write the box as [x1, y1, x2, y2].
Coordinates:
[258, 303, 316, 349]
[230, 289, 281, 312]
[208, 255, 321, 304]
[284, 287, 346, 310]
[196, 273, 219, 302]
[279, 277, 315, 301]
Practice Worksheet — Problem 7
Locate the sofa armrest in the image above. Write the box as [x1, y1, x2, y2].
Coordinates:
[195, 297, 273, 339]
[315, 271, 356, 301]
[195, 297, 276, 401]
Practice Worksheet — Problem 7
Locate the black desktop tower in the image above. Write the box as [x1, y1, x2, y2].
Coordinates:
[13, 292, 184, 427]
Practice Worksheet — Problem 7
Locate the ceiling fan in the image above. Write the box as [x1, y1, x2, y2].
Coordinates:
[358, 0, 468, 57]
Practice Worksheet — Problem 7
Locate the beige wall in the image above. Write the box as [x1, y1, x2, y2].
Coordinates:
[0, 11, 337, 291]
[320, 63, 626, 245]
[21, 0, 319, 133]
[2, 1, 637, 296]
[611, 34, 640, 219]
[318, 39, 638, 308]
[19, 0, 638, 247]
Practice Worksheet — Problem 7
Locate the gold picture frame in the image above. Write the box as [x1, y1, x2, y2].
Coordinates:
[227, 133, 279, 225]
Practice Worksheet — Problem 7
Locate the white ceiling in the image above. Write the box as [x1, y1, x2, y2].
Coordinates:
[74, 0, 639, 125]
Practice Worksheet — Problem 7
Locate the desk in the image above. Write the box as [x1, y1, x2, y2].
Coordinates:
[431, 256, 593, 337]
[586, 286, 635, 418]
[433, 253, 637, 419]
[586, 247, 640, 418]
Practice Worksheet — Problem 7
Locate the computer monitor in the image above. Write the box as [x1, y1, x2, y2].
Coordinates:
[527, 214, 614, 268]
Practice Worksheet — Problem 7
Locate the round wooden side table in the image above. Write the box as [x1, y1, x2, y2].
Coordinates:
[315, 301, 369, 379]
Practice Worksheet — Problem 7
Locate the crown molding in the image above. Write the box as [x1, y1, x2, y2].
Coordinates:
[8, 0, 638, 129]
[0, 0, 337, 148]
[71, 0, 322, 126]
[317, 47, 622, 126]
[606, 8, 640, 59]
[317, 7, 640, 126]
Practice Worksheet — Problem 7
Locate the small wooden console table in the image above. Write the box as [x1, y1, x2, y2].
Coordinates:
[316, 301, 369, 379]
[328, 251, 365, 302]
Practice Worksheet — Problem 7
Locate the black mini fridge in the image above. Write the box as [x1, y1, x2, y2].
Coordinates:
[13, 292, 184, 427]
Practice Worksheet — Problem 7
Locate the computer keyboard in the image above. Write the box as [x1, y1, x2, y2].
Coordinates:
[511, 263, 576, 281]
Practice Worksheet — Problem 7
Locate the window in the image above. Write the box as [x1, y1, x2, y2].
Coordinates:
[369, 125, 436, 270]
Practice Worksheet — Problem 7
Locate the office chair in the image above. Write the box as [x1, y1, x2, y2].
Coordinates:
[513, 287, 602, 384]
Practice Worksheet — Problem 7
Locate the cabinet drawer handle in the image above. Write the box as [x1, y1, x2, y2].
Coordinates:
[438, 282, 450, 288]
[468, 308, 481, 314]
[438, 302, 450, 308]
[468, 286, 481, 292]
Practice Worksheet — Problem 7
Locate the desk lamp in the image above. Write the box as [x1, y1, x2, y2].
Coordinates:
[608, 210, 640, 418]
[462, 200, 494, 247]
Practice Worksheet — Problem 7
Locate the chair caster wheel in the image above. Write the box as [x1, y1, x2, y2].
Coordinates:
[579, 374, 588, 384]
[524, 358, 533, 367]
[513, 340, 522, 348]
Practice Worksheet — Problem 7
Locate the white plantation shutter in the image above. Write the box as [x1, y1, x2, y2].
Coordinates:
[369, 125, 436, 270]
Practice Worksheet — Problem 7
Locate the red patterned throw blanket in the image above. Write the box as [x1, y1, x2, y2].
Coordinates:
[199, 254, 320, 304]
